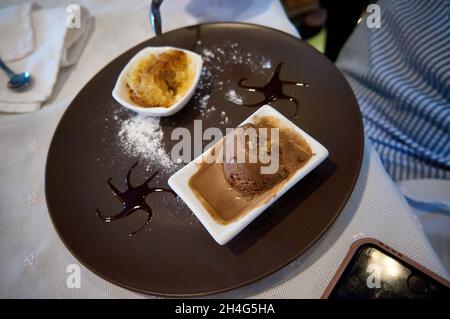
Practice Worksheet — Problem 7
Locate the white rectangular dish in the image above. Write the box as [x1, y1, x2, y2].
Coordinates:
[168, 104, 329, 245]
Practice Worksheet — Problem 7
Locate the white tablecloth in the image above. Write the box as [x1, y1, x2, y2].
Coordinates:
[0, 0, 448, 298]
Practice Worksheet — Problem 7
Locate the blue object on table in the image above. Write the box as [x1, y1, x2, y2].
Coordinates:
[337, 0, 450, 181]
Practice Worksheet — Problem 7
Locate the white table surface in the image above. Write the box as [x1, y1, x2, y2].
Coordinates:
[0, 0, 448, 298]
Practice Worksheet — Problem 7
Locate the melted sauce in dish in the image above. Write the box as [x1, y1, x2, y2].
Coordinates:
[189, 116, 313, 224]
[238, 62, 309, 116]
[97, 161, 175, 236]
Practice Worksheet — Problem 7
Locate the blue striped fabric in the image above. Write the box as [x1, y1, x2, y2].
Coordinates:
[336, 0, 450, 181]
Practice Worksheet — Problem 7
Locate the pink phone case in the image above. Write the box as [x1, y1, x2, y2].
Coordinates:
[321, 237, 450, 298]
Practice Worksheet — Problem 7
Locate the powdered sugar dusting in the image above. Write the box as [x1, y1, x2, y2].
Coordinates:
[225, 89, 243, 105]
[192, 67, 214, 117]
[191, 41, 273, 118]
[262, 58, 272, 70]
[199, 41, 273, 75]
[202, 49, 215, 59]
[117, 115, 177, 172]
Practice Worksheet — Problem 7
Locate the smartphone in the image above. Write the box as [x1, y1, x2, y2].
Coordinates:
[322, 238, 450, 299]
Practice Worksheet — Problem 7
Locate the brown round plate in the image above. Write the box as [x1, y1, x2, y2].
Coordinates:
[46, 23, 364, 296]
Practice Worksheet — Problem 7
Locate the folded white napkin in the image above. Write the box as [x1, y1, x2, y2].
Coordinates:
[0, 3, 34, 62]
[0, 4, 92, 113]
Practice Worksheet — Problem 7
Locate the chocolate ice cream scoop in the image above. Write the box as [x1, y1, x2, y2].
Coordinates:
[188, 115, 314, 225]
[222, 123, 289, 197]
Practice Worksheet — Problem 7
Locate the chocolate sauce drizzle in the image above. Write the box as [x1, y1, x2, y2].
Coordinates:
[238, 62, 309, 116]
[96, 161, 175, 236]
